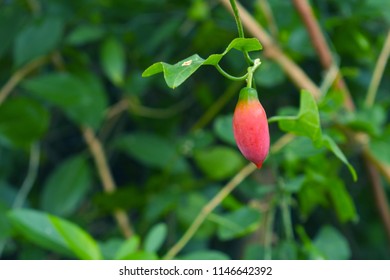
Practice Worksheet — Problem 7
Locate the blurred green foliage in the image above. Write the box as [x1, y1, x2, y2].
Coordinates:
[0, 0, 389, 260]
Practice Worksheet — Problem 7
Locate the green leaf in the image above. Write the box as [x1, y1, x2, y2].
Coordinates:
[254, 61, 285, 87]
[177, 192, 216, 238]
[40, 154, 92, 216]
[269, 90, 322, 145]
[100, 37, 126, 86]
[120, 251, 158, 260]
[8, 209, 102, 260]
[22, 72, 107, 130]
[343, 105, 386, 136]
[370, 127, 390, 165]
[194, 146, 245, 180]
[283, 175, 305, 193]
[142, 38, 262, 88]
[14, 17, 64, 67]
[143, 223, 167, 253]
[0, 7, 27, 58]
[321, 135, 357, 181]
[273, 240, 299, 260]
[214, 207, 261, 240]
[115, 235, 140, 260]
[50, 215, 102, 260]
[179, 250, 230, 260]
[0, 203, 12, 241]
[313, 226, 351, 260]
[213, 114, 236, 146]
[114, 132, 188, 173]
[66, 25, 105, 46]
[99, 238, 123, 259]
[269, 90, 357, 181]
[328, 178, 358, 223]
[0, 97, 49, 148]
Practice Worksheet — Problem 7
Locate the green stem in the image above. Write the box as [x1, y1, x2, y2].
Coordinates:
[215, 64, 248, 81]
[264, 206, 275, 260]
[13, 143, 40, 208]
[229, 0, 253, 65]
[281, 193, 294, 241]
[246, 58, 262, 88]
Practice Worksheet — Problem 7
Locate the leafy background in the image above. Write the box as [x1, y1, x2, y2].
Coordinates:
[0, 0, 389, 260]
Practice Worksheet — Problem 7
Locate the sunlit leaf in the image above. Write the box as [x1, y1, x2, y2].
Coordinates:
[0, 97, 49, 148]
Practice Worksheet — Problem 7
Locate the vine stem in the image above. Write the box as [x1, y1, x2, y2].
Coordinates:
[365, 30, 390, 107]
[220, 0, 321, 99]
[163, 133, 293, 260]
[82, 126, 133, 238]
[12, 143, 40, 209]
[215, 64, 248, 81]
[0, 56, 48, 106]
[229, 0, 253, 65]
[0, 143, 40, 257]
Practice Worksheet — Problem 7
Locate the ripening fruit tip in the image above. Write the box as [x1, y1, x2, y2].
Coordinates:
[233, 87, 270, 168]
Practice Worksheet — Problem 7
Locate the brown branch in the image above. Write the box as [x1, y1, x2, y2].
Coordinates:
[82, 126, 133, 238]
[0, 56, 48, 106]
[257, 0, 279, 38]
[363, 149, 390, 241]
[219, 0, 321, 99]
[292, 0, 355, 111]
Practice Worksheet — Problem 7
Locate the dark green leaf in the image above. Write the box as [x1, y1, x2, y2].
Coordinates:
[66, 25, 105, 46]
[100, 37, 126, 86]
[313, 225, 351, 260]
[0, 97, 49, 148]
[179, 250, 230, 260]
[14, 17, 64, 67]
[99, 238, 123, 260]
[213, 114, 236, 145]
[215, 207, 261, 240]
[22, 72, 107, 130]
[40, 154, 92, 216]
[283, 175, 305, 193]
[120, 251, 158, 260]
[0, 7, 27, 58]
[143, 223, 167, 253]
[370, 127, 390, 165]
[114, 132, 188, 173]
[177, 192, 216, 238]
[255, 61, 285, 87]
[194, 146, 245, 180]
